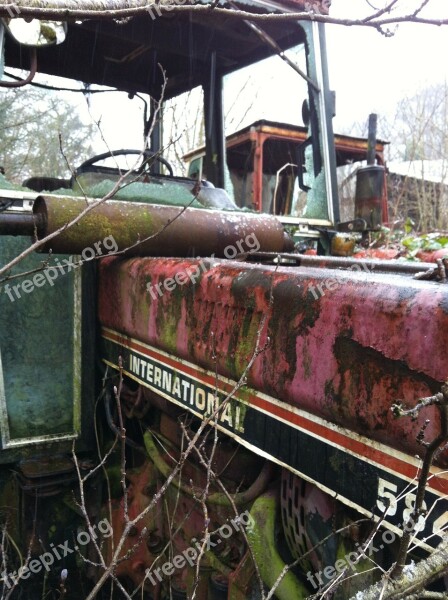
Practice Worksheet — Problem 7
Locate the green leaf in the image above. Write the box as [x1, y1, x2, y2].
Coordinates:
[422, 241, 442, 251]
[401, 236, 422, 251]
[404, 217, 415, 234]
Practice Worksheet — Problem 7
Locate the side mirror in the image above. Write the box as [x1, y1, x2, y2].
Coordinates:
[3, 18, 66, 46]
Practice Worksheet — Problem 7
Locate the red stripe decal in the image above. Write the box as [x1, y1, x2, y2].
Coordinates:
[102, 328, 448, 496]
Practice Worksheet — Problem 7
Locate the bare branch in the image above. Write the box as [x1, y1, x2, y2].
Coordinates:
[350, 382, 448, 599]
[391, 385, 448, 579]
[0, 1, 447, 29]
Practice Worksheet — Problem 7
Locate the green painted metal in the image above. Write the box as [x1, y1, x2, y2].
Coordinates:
[0, 234, 81, 451]
[73, 173, 205, 209]
[247, 490, 310, 600]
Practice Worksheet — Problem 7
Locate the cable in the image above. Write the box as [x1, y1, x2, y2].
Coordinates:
[2, 74, 150, 114]
[0, 48, 37, 88]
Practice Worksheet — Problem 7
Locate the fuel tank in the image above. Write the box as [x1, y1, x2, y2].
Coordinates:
[98, 256, 448, 544]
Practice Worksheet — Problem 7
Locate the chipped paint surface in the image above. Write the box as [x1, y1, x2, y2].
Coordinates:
[98, 257, 448, 466]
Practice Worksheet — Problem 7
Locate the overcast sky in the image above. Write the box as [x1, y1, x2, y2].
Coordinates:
[326, 0, 448, 135]
[87, 1, 448, 152]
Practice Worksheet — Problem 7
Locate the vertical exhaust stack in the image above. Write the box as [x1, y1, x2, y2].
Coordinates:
[354, 113, 387, 230]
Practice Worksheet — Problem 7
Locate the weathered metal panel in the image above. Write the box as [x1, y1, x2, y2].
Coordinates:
[98, 257, 448, 465]
[98, 255, 448, 547]
[0, 235, 81, 450]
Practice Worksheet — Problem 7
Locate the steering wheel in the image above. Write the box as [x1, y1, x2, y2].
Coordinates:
[77, 149, 174, 177]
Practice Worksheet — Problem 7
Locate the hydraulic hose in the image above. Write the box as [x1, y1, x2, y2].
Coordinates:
[143, 430, 274, 507]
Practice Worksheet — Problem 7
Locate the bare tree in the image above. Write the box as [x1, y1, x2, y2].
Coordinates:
[384, 83, 448, 231]
[0, 87, 96, 183]
[163, 87, 205, 175]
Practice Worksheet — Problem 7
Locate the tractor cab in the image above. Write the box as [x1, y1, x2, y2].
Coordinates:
[0, 1, 338, 222]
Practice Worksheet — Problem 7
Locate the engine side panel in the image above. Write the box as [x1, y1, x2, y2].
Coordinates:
[98, 256, 448, 546]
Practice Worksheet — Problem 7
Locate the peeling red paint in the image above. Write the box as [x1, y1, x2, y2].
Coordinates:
[99, 257, 448, 466]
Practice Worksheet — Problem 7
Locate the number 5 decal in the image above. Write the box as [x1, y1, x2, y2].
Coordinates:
[377, 478, 398, 516]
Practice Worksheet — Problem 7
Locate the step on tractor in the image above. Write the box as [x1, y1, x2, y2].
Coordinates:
[0, 1, 446, 599]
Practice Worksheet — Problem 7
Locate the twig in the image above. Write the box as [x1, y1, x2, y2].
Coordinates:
[391, 384, 448, 578]
[114, 358, 129, 526]
[350, 383, 448, 599]
[0, 68, 169, 277]
[391, 392, 444, 421]
[362, 0, 400, 23]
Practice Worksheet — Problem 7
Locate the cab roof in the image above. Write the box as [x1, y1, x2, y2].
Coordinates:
[3, 1, 314, 98]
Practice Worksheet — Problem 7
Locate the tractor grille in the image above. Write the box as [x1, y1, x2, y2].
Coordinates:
[281, 469, 314, 571]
